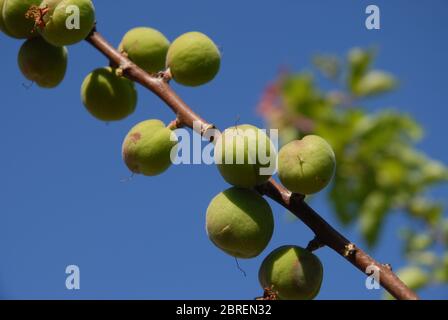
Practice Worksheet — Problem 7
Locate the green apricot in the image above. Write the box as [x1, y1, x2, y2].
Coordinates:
[206, 187, 274, 259]
[18, 37, 68, 88]
[166, 31, 220, 86]
[2, 0, 41, 39]
[0, 0, 13, 37]
[259, 245, 323, 300]
[214, 125, 277, 188]
[119, 27, 170, 74]
[278, 135, 336, 195]
[122, 119, 178, 176]
[39, 0, 95, 46]
[81, 67, 137, 121]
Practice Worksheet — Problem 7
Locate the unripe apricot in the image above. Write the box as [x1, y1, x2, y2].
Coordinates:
[2, 0, 41, 38]
[18, 37, 68, 88]
[259, 245, 323, 300]
[206, 187, 274, 259]
[0, 0, 13, 37]
[39, 0, 95, 46]
[81, 67, 137, 121]
[119, 27, 170, 74]
[278, 135, 336, 195]
[166, 32, 220, 86]
[122, 119, 178, 176]
[214, 125, 277, 188]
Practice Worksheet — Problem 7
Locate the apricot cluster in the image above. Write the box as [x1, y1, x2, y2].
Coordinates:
[1, 0, 95, 88]
[208, 127, 335, 299]
[1, 2, 337, 299]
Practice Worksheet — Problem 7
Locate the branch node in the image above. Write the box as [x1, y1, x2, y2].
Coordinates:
[306, 237, 325, 252]
[343, 243, 357, 257]
[201, 123, 216, 138]
[295, 192, 306, 202]
[116, 68, 125, 78]
[382, 263, 393, 271]
[158, 68, 173, 83]
[118, 60, 133, 74]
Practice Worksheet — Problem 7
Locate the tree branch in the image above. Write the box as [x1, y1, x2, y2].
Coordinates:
[86, 29, 419, 300]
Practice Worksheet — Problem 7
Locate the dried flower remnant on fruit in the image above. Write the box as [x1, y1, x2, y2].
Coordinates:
[255, 286, 278, 300]
[25, 5, 49, 31]
[38, 0, 96, 46]
[2, 0, 42, 38]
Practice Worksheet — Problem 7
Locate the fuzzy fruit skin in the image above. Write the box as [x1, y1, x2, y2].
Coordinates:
[278, 135, 336, 195]
[81, 67, 137, 121]
[122, 120, 178, 176]
[214, 125, 277, 188]
[206, 187, 274, 259]
[166, 32, 220, 86]
[0, 0, 14, 37]
[259, 245, 323, 300]
[18, 37, 68, 88]
[2, 0, 41, 38]
[119, 27, 170, 74]
[0, 0, 6, 33]
[40, 0, 95, 46]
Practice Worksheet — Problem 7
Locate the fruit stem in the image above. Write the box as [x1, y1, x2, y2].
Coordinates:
[167, 118, 183, 130]
[159, 68, 173, 83]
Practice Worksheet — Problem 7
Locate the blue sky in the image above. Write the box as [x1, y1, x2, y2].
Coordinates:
[0, 0, 447, 299]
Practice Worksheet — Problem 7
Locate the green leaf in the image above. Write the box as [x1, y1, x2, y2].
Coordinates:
[408, 198, 443, 225]
[396, 266, 430, 290]
[359, 192, 389, 246]
[262, 47, 448, 291]
[405, 233, 433, 253]
[281, 73, 328, 117]
[353, 71, 397, 97]
[347, 47, 373, 93]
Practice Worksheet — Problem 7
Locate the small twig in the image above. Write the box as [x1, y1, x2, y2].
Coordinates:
[306, 237, 325, 252]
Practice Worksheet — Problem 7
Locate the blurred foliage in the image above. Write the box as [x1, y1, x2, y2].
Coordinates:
[258, 47, 448, 297]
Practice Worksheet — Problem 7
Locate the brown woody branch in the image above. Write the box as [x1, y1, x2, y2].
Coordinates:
[86, 29, 418, 300]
